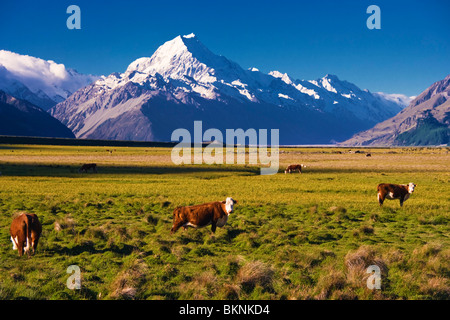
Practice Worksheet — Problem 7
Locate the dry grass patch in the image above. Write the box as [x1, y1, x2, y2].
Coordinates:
[236, 260, 275, 294]
[315, 268, 347, 300]
[344, 246, 388, 289]
[179, 271, 219, 300]
[54, 216, 76, 233]
[419, 276, 450, 299]
[109, 258, 148, 300]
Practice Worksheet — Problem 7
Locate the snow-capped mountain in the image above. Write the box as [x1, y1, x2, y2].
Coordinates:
[50, 34, 408, 144]
[342, 74, 450, 146]
[0, 50, 98, 110]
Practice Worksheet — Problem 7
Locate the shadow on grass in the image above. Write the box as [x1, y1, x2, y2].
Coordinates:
[47, 241, 135, 256]
[0, 162, 260, 177]
[0, 162, 421, 178]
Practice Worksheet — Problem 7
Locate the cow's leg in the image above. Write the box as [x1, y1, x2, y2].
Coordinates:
[31, 233, 39, 255]
[377, 192, 384, 206]
[210, 222, 217, 236]
[399, 197, 404, 207]
[11, 236, 17, 250]
[171, 220, 186, 234]
[17, 238, 24, 257]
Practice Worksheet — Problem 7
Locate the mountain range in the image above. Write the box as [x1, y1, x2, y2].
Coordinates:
[47, 34, 410, 145]
[0, 90, 75, 138]
[342, 75, 450, 146]
[0, 50, 98, 110]
[4, 34, 445, 146]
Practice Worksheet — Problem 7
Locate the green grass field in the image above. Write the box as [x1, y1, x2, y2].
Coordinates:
[0, 144, 448, 300]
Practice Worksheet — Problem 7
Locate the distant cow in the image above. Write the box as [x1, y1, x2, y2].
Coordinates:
[171, 197, 237, 235]
[10, 213, 42, 257]
[366, 153, 372, 157]
[79, 163, 97, 173]
[285, 164, 305, 174]
[377, 183, 416, 207]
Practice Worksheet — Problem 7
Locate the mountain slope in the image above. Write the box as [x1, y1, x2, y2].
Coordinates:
[342, 75, 450, 146]
[0, 50, 98, 110]
[0, 90, 75, 138]
[50, 34, 408, 144]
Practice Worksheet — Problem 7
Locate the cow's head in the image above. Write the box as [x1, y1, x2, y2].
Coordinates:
[224, 197, 237, 214]
[408, 182, 416, 193]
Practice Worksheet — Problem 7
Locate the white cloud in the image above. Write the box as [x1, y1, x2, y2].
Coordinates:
[0, 50, 98, 101]
[374, 92, 413, 108]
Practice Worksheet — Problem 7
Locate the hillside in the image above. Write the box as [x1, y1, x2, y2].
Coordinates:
[342, 75, 450, 146]
[0, 90, 75, 138]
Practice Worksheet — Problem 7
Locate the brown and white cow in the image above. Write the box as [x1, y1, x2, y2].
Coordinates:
[79, 163, 97, 173]
[285, 164, 305, 174]
[377, 183, 416, 207]
[10, 212, 42, 257]
[171, 197, 237, 235]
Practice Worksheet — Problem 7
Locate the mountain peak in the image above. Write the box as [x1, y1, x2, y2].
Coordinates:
[269, 70, 293, 85]
[155, 33, 210, 57]
[125, 34, 242, 85]
[323, 74, 340, 81]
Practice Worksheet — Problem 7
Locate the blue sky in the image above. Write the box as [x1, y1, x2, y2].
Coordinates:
[1, 0, 449, 96]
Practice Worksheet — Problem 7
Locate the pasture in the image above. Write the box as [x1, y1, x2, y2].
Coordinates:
[0, 144, 448, 300]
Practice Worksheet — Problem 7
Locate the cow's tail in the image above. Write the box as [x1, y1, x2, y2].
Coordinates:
[24, 215, 32, 254]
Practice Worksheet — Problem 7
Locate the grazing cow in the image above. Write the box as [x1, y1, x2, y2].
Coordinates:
[377, 183, 416, 207]
[10, 213, 42, 257]
[366, 153, 372, 157]
[171, 197, 237, 235]
[285, 164, 305, 174]
[79, 163, 97, 173]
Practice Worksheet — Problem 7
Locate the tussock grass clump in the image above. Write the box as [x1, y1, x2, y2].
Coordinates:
[344, 246, 388, 288]
[315, 268, 346, 300]
[328, 206, 347, 214]
[54, 217, 77, 233]
[413, 243, 443, 258]
[179, 271, 219, 300]
[85, 227, 107, 241]
[236, 260, 274, 293]
[408, 243, 450, 299]
[419, 276, 450, 299]
[359, 225, 375, 235]
[109, 258, 148, 300]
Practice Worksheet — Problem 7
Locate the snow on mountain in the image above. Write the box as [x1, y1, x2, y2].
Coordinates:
[50, 34, 408, 144]
[0, 50, 98, 110]
[342, 75, 450, 146]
